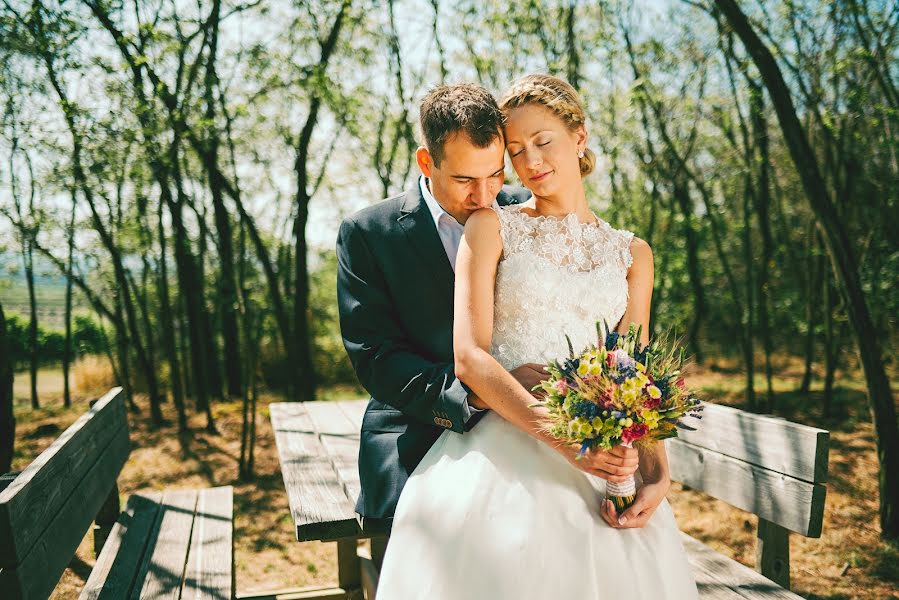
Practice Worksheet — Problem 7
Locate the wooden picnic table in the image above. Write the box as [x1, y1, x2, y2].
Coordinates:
[270, 399, 827, 600]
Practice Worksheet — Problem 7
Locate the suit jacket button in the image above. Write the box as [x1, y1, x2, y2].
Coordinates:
[433, 417, 441, 426]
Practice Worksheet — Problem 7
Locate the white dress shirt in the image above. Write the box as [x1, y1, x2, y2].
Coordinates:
[419, 175, 483, 417]
[420, 175, 465, 272]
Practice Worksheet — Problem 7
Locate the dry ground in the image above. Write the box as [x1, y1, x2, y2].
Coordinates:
[8, 358, 899, 600]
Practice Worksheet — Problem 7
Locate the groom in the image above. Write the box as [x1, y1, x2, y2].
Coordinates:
[336, 84, 534, 526]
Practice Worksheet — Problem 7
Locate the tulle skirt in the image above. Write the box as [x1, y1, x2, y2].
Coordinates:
[376, 411, 699, 599]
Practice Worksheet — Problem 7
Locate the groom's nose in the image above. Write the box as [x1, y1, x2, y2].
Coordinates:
[470, 179, 494, 208]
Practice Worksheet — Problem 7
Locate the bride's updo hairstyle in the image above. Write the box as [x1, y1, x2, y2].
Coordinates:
[498, 74, 596, 177]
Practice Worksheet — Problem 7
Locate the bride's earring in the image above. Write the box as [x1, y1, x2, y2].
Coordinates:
[577, 149, 585, 159]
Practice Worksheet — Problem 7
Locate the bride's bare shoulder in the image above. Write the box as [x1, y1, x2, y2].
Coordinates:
[463, 207, 501, 237]
[628, 236, 654, 271]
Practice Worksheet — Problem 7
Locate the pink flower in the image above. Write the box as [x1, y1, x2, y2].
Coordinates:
[554, 380, 569, 395]
[644, 396, 662, 410]
[676, 377, 686, 389]
[621, 423, 649, 444]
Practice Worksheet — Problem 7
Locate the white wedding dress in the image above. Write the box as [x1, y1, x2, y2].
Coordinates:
[376, 204, 699, 599]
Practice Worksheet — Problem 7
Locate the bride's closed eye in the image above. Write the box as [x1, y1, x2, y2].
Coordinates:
[508, 141, 550, 158]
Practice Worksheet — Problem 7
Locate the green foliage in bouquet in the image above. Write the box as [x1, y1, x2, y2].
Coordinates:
[533, 322, 703, 458]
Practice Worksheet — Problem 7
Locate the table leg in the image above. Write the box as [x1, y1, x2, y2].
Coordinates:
[337, 538, 363, 599]
[370, 535, 388, 571]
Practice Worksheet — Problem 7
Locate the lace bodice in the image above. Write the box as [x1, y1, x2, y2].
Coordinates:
[490, 204, 635, 370]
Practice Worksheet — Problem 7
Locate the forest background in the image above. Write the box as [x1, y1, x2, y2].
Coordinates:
[0, 0, 897, 597]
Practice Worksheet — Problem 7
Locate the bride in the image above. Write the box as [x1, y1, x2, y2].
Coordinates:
[376, 74, 699, 599]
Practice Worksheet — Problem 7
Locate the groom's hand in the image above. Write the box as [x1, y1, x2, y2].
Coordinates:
[600, 479, 670, 529]
[510, 363, 550, 398]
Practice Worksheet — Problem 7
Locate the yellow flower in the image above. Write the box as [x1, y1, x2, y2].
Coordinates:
[589, 363, 602, 376]
[647, 385, 662, 399]
[643, 410, 661, 429]
[591, 417, 604, 430]
[577, 362, 589, 376]
[636, 362, 646, 373]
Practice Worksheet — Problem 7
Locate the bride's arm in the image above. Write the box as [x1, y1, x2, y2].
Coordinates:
[454, 208, 638, 483]
[453, 209, 551, 437]
[602, 236, 672, 528]
[617, 236, 671, 484]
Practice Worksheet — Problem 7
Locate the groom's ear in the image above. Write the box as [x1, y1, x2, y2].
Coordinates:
[416, 146, 434, 178]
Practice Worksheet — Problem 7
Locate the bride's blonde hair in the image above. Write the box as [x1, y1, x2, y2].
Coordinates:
[498, 74, 596, 177]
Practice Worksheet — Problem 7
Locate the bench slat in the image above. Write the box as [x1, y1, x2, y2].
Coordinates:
[681, 533, 803, 600]
[182, 486, 234, 600]
[305, 402, 363, 510]
[270, 404, 360, 542]
[134, 489, 198, 599]
[0, 424, 130, 600]
[336, 400, 366, 430]
[678, 403, 828, 484]
[668, 438, 826, 537]
[80, 491, 163, 600]
[0, 388, 127, 568]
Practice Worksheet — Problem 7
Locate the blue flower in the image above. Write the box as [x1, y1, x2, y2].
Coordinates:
[571, 401, 599, 420]
[605, 331, 620, 351]
[561, 358, 580, 378]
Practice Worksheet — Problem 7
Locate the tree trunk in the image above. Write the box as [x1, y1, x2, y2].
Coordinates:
[741, 174, 756, 411]
[715, 0, 899, 539]
[24, 241, 38, 410]
[157, 197, 188, 432]
[293, 163, 317, 402]
[169, 187, 214, 428]
[750, 83, 775, 410]
[799, 244, 822, 394]
[823, 276, 837, 418]
[33, 24, 161, 419]
[289, 0, 351, 402]
[0, 301, 15, 474]
[203, 0, 242, 399]
[672, 178, 705, 363]
[63, 198, 75, 408]
[112, 293, 136, 412]
[565, 0, 581, 91]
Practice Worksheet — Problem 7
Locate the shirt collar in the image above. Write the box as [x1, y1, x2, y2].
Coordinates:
[419, 175, 455, 230]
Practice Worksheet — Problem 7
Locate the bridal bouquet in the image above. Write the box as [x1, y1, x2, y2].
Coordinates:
[533, 322, 703, 512]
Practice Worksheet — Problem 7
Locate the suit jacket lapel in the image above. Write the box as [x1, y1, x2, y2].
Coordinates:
[397, 184, 455, 304]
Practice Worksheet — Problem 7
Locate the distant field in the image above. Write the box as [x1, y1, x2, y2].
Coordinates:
[1, 275, 92, 330]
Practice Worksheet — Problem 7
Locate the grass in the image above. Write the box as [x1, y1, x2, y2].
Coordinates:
[8, 357, 899, 599]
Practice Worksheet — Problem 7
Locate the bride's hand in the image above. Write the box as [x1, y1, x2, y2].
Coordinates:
[600, 479, 671, 529]
[554, 443, 639, 483]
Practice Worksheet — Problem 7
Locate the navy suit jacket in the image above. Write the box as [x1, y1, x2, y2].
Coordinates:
[336, 181, 530, 522]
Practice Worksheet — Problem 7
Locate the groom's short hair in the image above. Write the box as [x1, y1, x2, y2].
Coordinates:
[419, 83, 504, 166]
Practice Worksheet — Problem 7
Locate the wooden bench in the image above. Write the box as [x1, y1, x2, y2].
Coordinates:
[270, 400, 828, 600]
[0, 387, 235, 600]
[668, 402, 829, 597]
